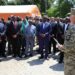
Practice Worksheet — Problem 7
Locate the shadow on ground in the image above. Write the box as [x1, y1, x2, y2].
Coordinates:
[27, 58, 45, 66]
[0, 56, 13, 62]
[50, 63, 64, 71]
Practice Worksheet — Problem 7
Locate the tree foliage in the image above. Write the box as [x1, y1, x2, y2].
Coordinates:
[47, 0, 73, 17]
[59, 0, 73, 17]
[0, 0, 7, 5]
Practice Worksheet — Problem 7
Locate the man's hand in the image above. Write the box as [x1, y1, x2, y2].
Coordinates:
[57, 44, 64, 50]
[0, 37, 2, 42]
[0, 32, 5, 36]
[40, 34, 46, 38]
[0, 39, 2, 42]
[42, 34, 46, 38]
[13, 35, 17, 38]
[51, 34, 54, 37]
[42, 34, 46, 37]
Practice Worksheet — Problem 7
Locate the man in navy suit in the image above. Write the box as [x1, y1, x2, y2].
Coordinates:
[37, 16, 52, 59]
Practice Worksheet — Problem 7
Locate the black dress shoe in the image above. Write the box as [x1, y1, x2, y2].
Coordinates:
[45, 57, 49, 60]
[48, 52, 51, 54]
[29, 54, 33, 57]
[59, 61, 63, 64]
[2, 55, 7, 58]
[24, 55, 28, 58]
[13, 55, 16, 58]
[39, 56, 44, 59]
[18, 55, 22, 58]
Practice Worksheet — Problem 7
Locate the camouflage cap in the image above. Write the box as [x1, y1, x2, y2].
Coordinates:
[71, 8, 75, 15]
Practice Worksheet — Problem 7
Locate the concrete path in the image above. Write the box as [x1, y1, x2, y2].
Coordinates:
[0, 54, 64, 75]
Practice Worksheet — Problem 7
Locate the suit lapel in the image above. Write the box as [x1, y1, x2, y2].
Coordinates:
[66, 24, 69, 30]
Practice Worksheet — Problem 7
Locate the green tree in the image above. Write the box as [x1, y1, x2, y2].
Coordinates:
[0, 0, 7, 5]
[47, 0, 73, 17]
[59, 0, 73, 17]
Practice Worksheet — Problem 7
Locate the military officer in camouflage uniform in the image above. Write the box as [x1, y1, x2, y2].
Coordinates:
[58, 8, 75, 75]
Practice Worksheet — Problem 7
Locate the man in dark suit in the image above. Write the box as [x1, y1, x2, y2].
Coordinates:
[49, 17, 61, 55]
[6, 16, 22, 58]
[58, 17, 70, 63]
[6, 17, 12, 55]
[37, 16, 52, 59]
[49, 20, 57, 55]
[0, 20, 6, 57]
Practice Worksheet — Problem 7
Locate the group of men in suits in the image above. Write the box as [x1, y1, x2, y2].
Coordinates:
[37, 16, 70, 62]
[0, 16, 37, 58]
[0, 15, 70, 63]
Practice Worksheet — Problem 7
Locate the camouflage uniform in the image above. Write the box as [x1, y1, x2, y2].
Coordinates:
[63, 24, 75, 75]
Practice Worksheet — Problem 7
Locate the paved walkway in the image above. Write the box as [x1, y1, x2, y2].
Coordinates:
[0, 54, 64, 75]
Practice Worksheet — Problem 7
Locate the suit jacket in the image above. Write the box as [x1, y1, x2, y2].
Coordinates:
[6, 21, 21, 39]
[55, 22, 64, 44]
[0, 22, 6, 41]
[37, 22, 52, 40]
[50, 22, 57, 38]
[63, 23, 69, 33]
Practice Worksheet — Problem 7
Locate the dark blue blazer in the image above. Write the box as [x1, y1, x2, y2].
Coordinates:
[37, 22, 52, 40]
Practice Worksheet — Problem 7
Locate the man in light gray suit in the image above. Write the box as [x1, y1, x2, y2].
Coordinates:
[24, 19, 36, 57]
